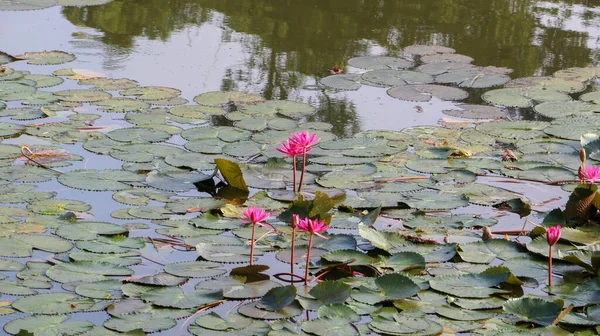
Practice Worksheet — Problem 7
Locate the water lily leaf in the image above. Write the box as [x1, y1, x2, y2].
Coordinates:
[58, 169, 143, 191]
[543, 280, 600, 307]
[125, 272, 186, 286]
[348, 56, 413, 70]
[120, 86, 181, 101]
[13, 292, 95, 314]
[429, 266, 514, 298]
[164, 261, 226, 278]
[197, 277, 279, 299]
[241, 100, 317, 119]
[5, 315, 93, 336]
[146, 170, 212, 192]
[166, 197, 226, 214]
[310, 281, 352, 305]
[503, 297, 562, 326]
[0, 279, 47, 295]
[458, 239, 527, 264]
[126, 206, 172, 220]
[195, 312, 254, 331]
[436, 70, 510, 88]
[168, 104, 225, 119]
[53, 89, 111, 103]
[400, 191, 469, 210]
[70, 251, 142, 266]
[215, 158, 248, 192]
[322, 249, 375, 266]
[320, 73, 362, 90]
[104, 313, 176, 333]
[506, 76, 586, 93]
[502, 166, 576, 183]
[405, 45, 456, 55]
[361, 70, 433, 87]
[234, 117, 268, 131]
[14, 234, 73, 254]
[55, 221, 127, 240]
[0, 82, 36, 101]
[422, 53, 474, 64]
[238, 300, 304, 320]
[545, 116, 600, 140]
[369, 312, 443, 336]
[196, 243, 260, 263]
[387, 84, 468, 102]
[534, 100, 600, 119]
[193, 91, 264, 106]
[443, 104, 506, 119]
[107, 126, 171, 143]
[517, 141, 577, 154]
[302, 317, 359, 336]
[75, 279, 123, 299]
[435, 305, 495, 321]
[475, 120, 549, 141]
[482, 88, 571, 107]
[16, 50, 75, 65]
[46, 261, 132, 283]
[0, 258, 24, 271]
[182, 126, 251, 142]
[78, 77, 138, 90]
[95, 98, 149, 112]
[259, 285, 297, 311]
[112, 188, 173, 206]
[141, 287, 222, 309]
[22, 74, 63, 88]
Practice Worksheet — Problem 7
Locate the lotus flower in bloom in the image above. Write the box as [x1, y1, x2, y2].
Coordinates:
[546, 225, 561, 246]
[297, 217, 330, 240]
[240, 207, 270, 266]
[581, 166, 600, 183]
[241, 207, 270, 226]
[276, 139, 303, 157]
[289, 130, 321, 149]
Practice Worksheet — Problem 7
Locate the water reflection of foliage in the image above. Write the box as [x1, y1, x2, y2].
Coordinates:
[308, 95, 360, 138]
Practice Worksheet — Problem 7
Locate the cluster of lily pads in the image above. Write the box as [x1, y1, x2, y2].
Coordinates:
[1, 44, 600, 335]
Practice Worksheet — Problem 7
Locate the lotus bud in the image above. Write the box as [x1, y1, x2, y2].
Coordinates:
[444, 233, 450, 244]
[580, 148, 587, 166]
[546, 225, 561, 246]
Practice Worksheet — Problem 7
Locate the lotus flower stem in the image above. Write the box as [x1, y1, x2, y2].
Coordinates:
[298, 148, 307, 193]
[546, 225, 561, 287]
[548, 245, 553, 287]
[304, 233, 314, 286]
[291, 226, 296, 281]
[292, 156, 297, 193]
[250, 223, 256, 266]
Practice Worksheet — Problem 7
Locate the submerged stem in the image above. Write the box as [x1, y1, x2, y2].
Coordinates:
[304, 233, 314, 286]
[298, 148, 307, 193]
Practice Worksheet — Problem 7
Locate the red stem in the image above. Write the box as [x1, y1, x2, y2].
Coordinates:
[304, 233, 313, 286]
[548, 246, 553, 287]
[292, 156, 297, 193]
[298, 148, 307, 193]
[250, 223, 256, 266]
[291, 227, 296, 281]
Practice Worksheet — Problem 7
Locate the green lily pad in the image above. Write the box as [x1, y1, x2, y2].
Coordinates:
[503, 297, 562, 326]
[58, 169, 143, 191]
[534, 100, 600, 119]
[429, 266, 515, 298]
[320, 73, 362, 90]
[53, 89, 111, 102]
[16, 50, 75, 65]
[0, 82, 37, 101]
[476, 120, 550, 140]
[347, 56, 413, 70]
[107, 127, 171, 143]
[193, 91, 264, 106]
[95, 98, 150, 112]
[164, 261, 227, 278]
[5, 315, 93, 336]
[436, 70, 510, 88]
[443, 104, 506, 119]
[361, 70, 433, 87]
[141, 287, 222, 309]
[46, 261, 132, 283]
[12, 292, 95, 314]
[421, 53, 474, 64]
[239, 100, 316, 119]
[23, 74, 64, 88]
[55, 221, 127, 240]
[482, 88, 571, 107]
[75, 279, 124, 299]
[458, 239, 527, 264]
[387, 84, 468, 102]
[506, 76, 586, 93]
[78, 77, 139, 90]
[104, 313, 177, 333]
[120, 86, 181, 101]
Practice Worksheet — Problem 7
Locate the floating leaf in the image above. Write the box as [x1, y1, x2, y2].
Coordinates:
[387, 84, 468, 102]
[503, 297, 562, 326]
[53, 89, 111, 103]
[120, 86, 181, 101]
[429, 266, 514, 298]
[193, 91, 264, 106]
[482, 88, 571, 107]
[5, 315, 93, 336]
[319, 74, 362, 90]
[164, 261, 226, 278]
[259, 285, 297, 311]
[16, 50, 75, 65]
[58, 169, 143, 191]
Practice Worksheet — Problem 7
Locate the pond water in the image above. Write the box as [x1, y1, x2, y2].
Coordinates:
[0, 0, 599, 335]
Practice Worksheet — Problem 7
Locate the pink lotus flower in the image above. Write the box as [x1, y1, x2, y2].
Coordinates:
[276, 139, 304, 157]
[581, 166, 600, 183]
[241, 207, 270, 227]
[289, 130, 321, 149]
[297, 217, 330, 239]
[546, 225, 561, 246]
